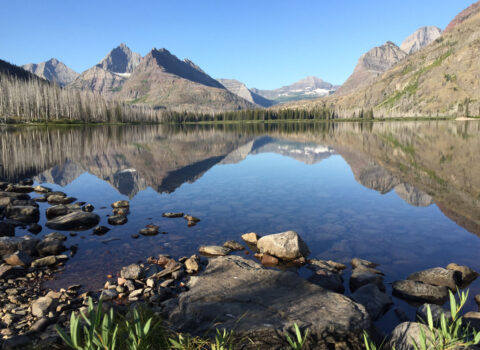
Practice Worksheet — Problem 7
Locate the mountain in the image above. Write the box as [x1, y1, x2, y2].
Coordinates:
[400, 26, 443, 54]
[68, 43, 141, 95]
[0, 59, 46, 82]
[335, 41, 407, 96]
[445, 1, 480, 32]
[22, 58, 78, 86]
[251, 76, 337, 104]
[217, 79, 274, 107]
[285, 1, 480, 118]
[116, 48, 255, 113]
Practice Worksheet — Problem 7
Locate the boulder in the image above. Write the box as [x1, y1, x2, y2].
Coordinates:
[307, 269, 345, 293]
[392, 280, 449, 304]
[82, 204, 94, 212]
[446, 263, 479, 285]
[120, 264, 143, 280]
[93, 226, 110, 235]
[0, 222, 15, 237]
[464, 312, 480, 331]
[31, 296, 57, 317]
[185, 255, 200, 274]
[241, 232, 260, 245]
[0, 236, 39, 256]
[261, 254, 279, 266]
[350, 270, 385, 292]
[164, 256, 370, 349]
[46, 204, 76, 219]
[0, 264, 26, 279]
[184, 215, 200, 223]
[3, 251, 32, 266]
[44, 232, 67, 241]
[36, 239, 66, 256]
[46, 211, 100, 230]
[27, 223, 42, 234]
[223, 240, 245, 251]
[351, 258, 379, 269]
[352, 284, 393, 320]
[112, 200, 129, 208]
[308, 259, 347, 274]
[387, 322, 433, 350]
[407, 267, 461, 290]
[5, 206, 39, 223]
[0, 191, 30, 200]
[47, 195, 76, 205]
[162, 212, 184, 218]
[256, 231, 310, 260]
[108, 215, 127, 225]
[31, 256, 57, 268]
[33, 185, 51, 193]
[416, 304, 451, 325]
[139, 227, 158, 236]
[198, 245, 231, 256]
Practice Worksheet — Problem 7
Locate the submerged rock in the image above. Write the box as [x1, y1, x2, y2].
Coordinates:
[256, 230, 310, 260]
[165, 256, 370, 349]
[93, 226, 110, 236]
[352, 284, 392, 320]
[392, 280, 449, 304]
[407, 267, 460, 290]
[5, 206, 39, 223]
[108, 215, 127, 225]
[223, 240, 245, 251]
[350, 270, 385, 293]
[307, 269, 345, 293]
[46, 211, 100, 231]
[162, 212, 184, 218]
[112, 200, 129, 208]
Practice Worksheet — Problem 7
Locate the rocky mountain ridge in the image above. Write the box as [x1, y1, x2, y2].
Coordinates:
[22, 58, 78, 86]
[217, 79, 274, 107]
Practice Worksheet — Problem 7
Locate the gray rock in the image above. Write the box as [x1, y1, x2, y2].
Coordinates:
[308, 259, 347, 274]
[416, 304, 451, 325]
[0, 191, 30, 199]
[0, 222, 15, 237]
[407, 267, 461, 290]
[352, 284, 393, 320]
[46, 211, 100, 230]
[387, 322, 433, 350]
[165, 256, 370, 349]
[31, 256, 57, 267]
[198, 245, 231, 256]
[108, 215, 127, 225]
[0, 264, 26, 279]
[256, 230, 310, 260]
[162, 212, 184, 218]
[3, 251, 32, 266]
[351, 258, 379, 269]
[392, 280, 449, 304]
[112, 200, 129, 208]
[446, 263, 479, 285]
[36, 239, 66, 256]
[120, 264, 143, 280]
[100, 289, 118, 301]
[241, 232, 260, 245]
[0, 236, 39, 256]
[31, 296, 57, 318]
[185, 255, 200, 273]
[5, 206, 39, 223]
[47, 195, 76, 205]
[82, 204, 94, 212]
[45, 204, 74, 219]
[33, 185, 52, 194]
[27, 223, 42, 234]
[307, 269, 345, 293]
[350, 270, 385, 292]
[223, 240, 245, 251]
[464, 312, 480, 331]
[93, 226, 110, 235]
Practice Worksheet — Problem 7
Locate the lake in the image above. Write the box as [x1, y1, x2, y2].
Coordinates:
[1, 120, 480, 332]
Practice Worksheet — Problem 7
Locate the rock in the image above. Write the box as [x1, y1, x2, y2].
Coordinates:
[256, 230, 310, 260]
[139, 227, 158, 236]
[30, 317, 51, 332]
[165, 256, 370, 349]
[0, 236, 39, 256]
[0, 191, 30, 200]
[0, 264, 26, 279]
[120, 264, 143, 280]
[407, 267, 461, 290]
[31, 256, 57, 267]
[185, 255, 200, 273]
[350, 270, 385, 292]
[44, 232, 68, 241]
[113, 207, 129, 216]
[392, 280, 449, 304]
[131, 234, 140, 239]
[129, 289, 143, 299]
[241, 232, 260, 245]
[112, 200, 129, 208]
[261, 254, 279, 266]
[5, 206, 39, 223]
[0, 222, 15, 237]
[34, 185, 51, 193]
[464, 312, 480, 330]
[82, 204, 94, 212]
[416, 304, 451, 325]
[36, 239, 66, 256]
[93, 226, 110, 235]
[46, 211, 100, 230]
[475, 294, 480, 309]
[352, 284, 393, 320]
[308, 259, 347, 273]
[351, 258, 379, 269]
[162, 212, 184, 218]
[3, 251, 32, 266]
[353, 264, 383, 275]
[446, 263, 479, 284]
[184, 215, 200, 223]
[46, 204, 76, 219]
[31, 296, 57, 317]
[108, 215, 127, 225]
[100, 289, 118, 301]
[223, 240, 245, 250]
[198, 245, 231, 256]
[395, 308, 410, 322]
[47, 195, 76, 205]
[6, 184, 33, 193]
[308, 269, 345, 293]
[387, 322, 433, 350]
[28, 223, 42, 234]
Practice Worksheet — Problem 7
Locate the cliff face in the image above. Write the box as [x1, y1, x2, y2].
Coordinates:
[22, 58, 78, 86]
[218, 79, 274, 107]
[445, 0, 480, 32]
[400, 26, 442, 54]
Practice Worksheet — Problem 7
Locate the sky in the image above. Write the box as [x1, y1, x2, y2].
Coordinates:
[0, 0, 475, 89]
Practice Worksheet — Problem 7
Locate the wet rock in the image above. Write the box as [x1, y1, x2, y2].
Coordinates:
[387, 322, 432, 350]
[162, 212, 183, 218]
[47, 195, 76, 205]
[0, 236, 39, 256]
[131, 234, 140, 239]
[82, 204, 94, 212]
[0, 264, 26, 279]
[120, 264, 143, 280]
[257, 230, 310, 260]
[100, 289, 118, 301]
[11, 199, 38, 207]
[308, 269, 345, 293]
[198, 245, 231, 256]
[464, 312, 480, 330]
[31, 296, 57, 317]
[139, 226, 158, 236]
[416, 304, 451, 325]
[46, 211, 100, 230]
[36, 239, 66, 256]
[392, 280, 449, 304]
[223, 240, 244, 251]
[165, 256, 370, 349]
[395, 308, 410, 322]
[308, 259, 347, 274]
[30, 317, 51, 332]
[185, 255, 200, 274]
[241, 232, 260, 245]
[184, 215, 200, 223]
[44, 232, 67, 241]
[350, 270, 385, 292]
[34, 185, 51, 194]
[475, 294, 480, 309]
[3, 251, 32, 266]
[108, 215, 127, 225]
[0, 191, 30, 200]
[6, 184, 33, 193]
[0, 222, 15, 237]
[352, 284, 392, 320]
[5, 206, 40, 223]
[46, 204, 75, 219]
[353, 264, 384, 275]
[446, 263, 479, 285]
[407, 267, 460, 290]
[112, 200, 129, 208]
[113, 207, 129, 216]
[93, 226, 110, 236]
[28, 223, 42, 234]
[261, 254, 279, 266]
[351, 258, 379, 269]
[31, 256, 57, 267]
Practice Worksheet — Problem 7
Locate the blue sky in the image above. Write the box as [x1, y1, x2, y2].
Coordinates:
[0, 0, 474, 89]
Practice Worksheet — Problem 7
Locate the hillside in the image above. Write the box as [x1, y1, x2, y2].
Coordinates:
[22, 58, 78, 86]
[283, 4, 480, 118]
[0, 59, 47, 82]
[218, 79, 274, 107]
[117, 48, 255, 113]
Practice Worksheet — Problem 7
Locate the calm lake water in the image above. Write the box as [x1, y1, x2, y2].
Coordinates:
[2, 121, 480, 331]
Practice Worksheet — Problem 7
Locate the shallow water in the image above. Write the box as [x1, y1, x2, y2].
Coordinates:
[2, 121, 480, 332]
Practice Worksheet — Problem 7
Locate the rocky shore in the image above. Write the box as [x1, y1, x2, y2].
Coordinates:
[1, 180, 480, 349]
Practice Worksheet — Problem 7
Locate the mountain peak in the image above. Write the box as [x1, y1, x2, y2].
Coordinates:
[97, 43, 142, 73]
[22, 58, 78, 86]
[445, 1, 480, 32]
[400, 26, 442, 54]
